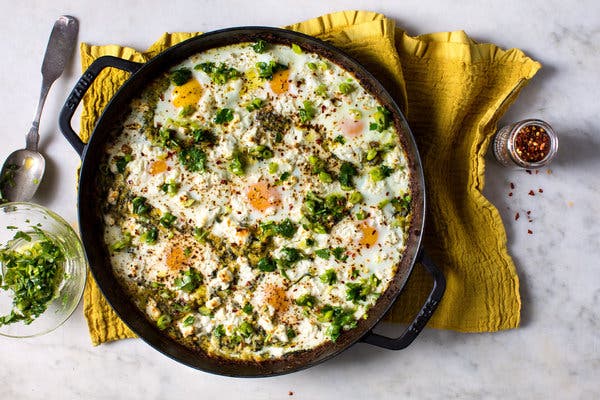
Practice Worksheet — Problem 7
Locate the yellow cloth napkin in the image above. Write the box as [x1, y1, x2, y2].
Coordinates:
[80, 10, 540, 345]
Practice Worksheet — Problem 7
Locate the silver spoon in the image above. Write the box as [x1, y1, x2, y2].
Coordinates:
[0, 15, 78, 202]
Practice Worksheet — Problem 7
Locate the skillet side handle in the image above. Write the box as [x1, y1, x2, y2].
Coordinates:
[59, 56, 143, 157]
[361, 251, 446, 350]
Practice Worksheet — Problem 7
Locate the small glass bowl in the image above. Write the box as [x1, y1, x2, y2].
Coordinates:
[0, 202, 87, 338]
[492, 119, 558, 169]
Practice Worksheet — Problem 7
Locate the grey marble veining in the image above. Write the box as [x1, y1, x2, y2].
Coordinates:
[1, 0, 599, 399]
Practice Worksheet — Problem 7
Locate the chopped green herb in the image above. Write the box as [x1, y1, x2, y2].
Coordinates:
[348, 191, 363, 204]
[14, 231, 32, 242]
[334, 135, 346, 144]
[160, 180, 179, 196]
[320, 269, 337, 285]
[369, 106, 392, 132]
[314, 248, 330, 259]
[110, 232, 132, 252]
[256, 61, 288, 80]
[238, 321, 254, 338]
[295, 294, 317, 308]
[246, 98, 264, 112]
[291, 43, 302, 54]
[332, 247, 348, 261]
[179, 146, 207, 172]
[319, 305, 357, 341]
[114, 154, 132, 173]
[268, 162, 279, 174]
[192, 128, 216, 144]
[369, 165, 393, 182]
[346, 274, 381, 303]
[315, 84, 328, 98]
[214, 108, 234, 124]
[159, 212, 177, 228]
[318, 171, 333, 183]
[157, 314, 171, 330]
[174, 268, 202, 293]
[278, 171, 290, 183]
[301, 192, 349, 233]
[252, 40, 267, 53]
[278, 247, 303, 268]
[194, 62, 241, 84]
[298, 100, 316, 124]
[391, 194, 412, 217]
[338, 81, 355, 95]
[259, 218, 297, 240]
[179, 104, 196, 117]
[170, 68, 192, 86]
[0, 230, 65, 326]
[193, 227, 208, 242]
[132, 196, 150, 215]
[242, 303, 253, 315]
[257, 256, 277, 272]
[339, 162, 358, 190]
[286, 327, 297, 339]
[141, 226, 158, 244]
[248, 145, 274, 160]
[305, 238, 315, 247]
[229, 151, 246, 176]
[213, 324, 226, 338]
[182, 315, 195, 327]
[307, 62, 317, 71]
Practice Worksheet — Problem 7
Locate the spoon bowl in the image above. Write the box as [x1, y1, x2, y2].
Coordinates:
[0, 150, 45, 202]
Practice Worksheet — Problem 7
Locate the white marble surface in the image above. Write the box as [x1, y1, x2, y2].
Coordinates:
[1, 0, 599, 398]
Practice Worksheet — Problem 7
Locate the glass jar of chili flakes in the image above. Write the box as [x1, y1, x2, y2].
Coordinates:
[492, 119, 558, 168]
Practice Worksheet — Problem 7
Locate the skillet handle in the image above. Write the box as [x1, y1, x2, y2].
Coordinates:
[59, 56, 143, 157]
[361, 251, 446, 350]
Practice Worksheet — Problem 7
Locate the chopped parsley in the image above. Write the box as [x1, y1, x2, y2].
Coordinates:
[332, 247, 348, 261]
[179, 146, 207, 172]
[295, 294, 317, 308]
[298, 100, 316, 124]
[314, 248, 330, 259]
[132, 196, 151, 215]
[160, 180, 179, 196]
[195, 62, 241, 84]
[258, 218, 297, 240]
[369, 106, 392, 132]
[114, 154, 132, 173]
[0, 229, 65, 326]
[192, 128, 216, 144]
[242, 303, 253, 315]
[214, 108, 234, 124]
[257, 256, 277, 272]
[256, 60, 288, 80]
[174, 268, 202, 293]
[248, 145, 274, 160]
[339, 162, 358, 190]
[170, 68, 192, 86]
[141, 226, 158, 244]
[346, 274, 381, 303]
[320, 269, 337, 285]
[252, 40, 267, 54]
[318, 305, 357, 341]
[229, 150, 246, 176]
[301, 192, 349, 233]
[159, 212, 177, 228]
[245, 98, 264, 112]
[338, 81, 355, 95]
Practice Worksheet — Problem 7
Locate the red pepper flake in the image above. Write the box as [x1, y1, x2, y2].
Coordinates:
[527, 229, 533, 234]
[288, 391, 294, 396]
[508, 192, 513, 197]
[538, 188, 544, 193]
[515, 212, 520, 220]
[510, 182, 515, 189]
[526, 210, 531, 215]
[514, 124, 551, 162]
[526, 169, 532, 175]
[528, 190, 535, 196]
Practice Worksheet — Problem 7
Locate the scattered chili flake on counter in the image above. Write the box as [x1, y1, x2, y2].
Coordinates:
[528, 190, 535, 196]
[527, 229, 533, 234]
[538, 188, 544, 193]
[515, 212, 520, 221]
[510, 182, 515, 189]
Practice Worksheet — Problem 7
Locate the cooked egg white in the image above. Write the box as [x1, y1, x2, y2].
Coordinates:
[101, 42, 413, 361]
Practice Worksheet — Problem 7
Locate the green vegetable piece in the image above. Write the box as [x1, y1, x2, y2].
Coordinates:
[307, 62, 317, 71]
[334, 135, 346, 145]
[195, 62, 241, 84]
[248, 145, 274, 160]
[276, 218, 297, 238]
[298, 100, 316, 124]
[315, 84, 328, 98]
[229, 151, 246, 176]
[238, 321, 254, 338]
[160, 180, 179, 197]
[346, 273, 381, 303]
[301, 192, 349, 233]
[320, 269, 337, 285]
[141, 226, 158, 244]
[182, 315, 195, 327]
[338, 81, 355, 95]
[159, 212, 177, 228]
[295, 294, 317, 308]
[369, 165, 393, 182]
[257, 257, 277, 272]
[318, 171, 333, 183]
[319, 305, 357, 341]
[286, 327, 297, 339]
[348, 191, 363, 204]
[391, 194, 412, 217]
[192, 128, 216, 144]
[115, 154, 132, 174]
[110, 232, 132, 252]
[132, 196, 150, 215]
[339, 162, 358, 190]
[332, 247, 348, 261]
[366, 148, 379, 161]
[268, 162, 279, 174]
[256, 61, 288, 80]
[279, 247, 303, 267]
[356, 210, 367, 220]
[179, 104, 196, 118]
[174, 268, 202, 293]
[214, 108, 234, 124]
[314, 248, 330, 259]
[291, 43, 302, 54]
[246, 98, 264, 112]
[349, 109, 362, 120]
[242, 303, 253, 315]
[170, 68, 192, 86]
[252, 40, 267, 53]
[278, 171, 290, 182]
[193, 227, 208, 242]
[156, 315, 171, 330]
[0, 231, 65, 326]
[179, 146, 207, 172]
[369, 106, 392, 132]
[213, 324, 226, 338]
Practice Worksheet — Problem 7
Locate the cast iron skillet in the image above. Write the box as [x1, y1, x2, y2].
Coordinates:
[59, 27, 446, 377]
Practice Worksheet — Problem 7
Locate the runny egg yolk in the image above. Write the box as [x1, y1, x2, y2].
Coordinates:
[341, 119, 365, 138]
[149, 159, 168, 175]
[247, 181, 281, 212]
[269, 69, 290, 95]
[172, 78, 202, 108]
[358, 222, 379, 248]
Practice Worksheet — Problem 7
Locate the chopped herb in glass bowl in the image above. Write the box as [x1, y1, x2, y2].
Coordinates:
[0, 203, 87, 338]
